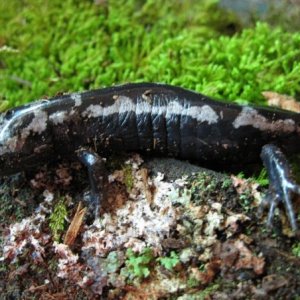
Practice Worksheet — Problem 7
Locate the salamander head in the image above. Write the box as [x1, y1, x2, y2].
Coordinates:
[0, 102, 53, 176]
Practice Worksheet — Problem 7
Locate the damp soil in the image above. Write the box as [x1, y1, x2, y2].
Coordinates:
[0, 155, 299, 299]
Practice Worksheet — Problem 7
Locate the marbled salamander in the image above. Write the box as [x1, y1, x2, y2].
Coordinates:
[0, 83, 300, 231]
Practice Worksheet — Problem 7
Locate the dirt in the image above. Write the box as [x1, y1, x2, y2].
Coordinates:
[0, 154, 299, 299]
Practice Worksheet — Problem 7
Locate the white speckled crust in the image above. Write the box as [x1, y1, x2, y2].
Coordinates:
[82, 156, 177, 256]
[233, 107, 297, 133]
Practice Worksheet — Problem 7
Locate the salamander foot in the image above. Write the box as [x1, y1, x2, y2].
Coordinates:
[77, 148, 107, 219]
[260, 144, 300, 232]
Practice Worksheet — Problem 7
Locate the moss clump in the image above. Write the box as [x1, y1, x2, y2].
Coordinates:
[48, 198, 67, 242]
[123, 164, 134, 192]
[189, 172, 219, 204]
[2, 1, 300, 108]
[0, 0, 239, 107]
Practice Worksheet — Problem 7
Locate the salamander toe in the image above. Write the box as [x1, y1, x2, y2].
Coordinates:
[260, 144, 299, 233]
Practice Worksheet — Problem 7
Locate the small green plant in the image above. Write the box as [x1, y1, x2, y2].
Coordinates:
[179, 283, 220, 300]
[197, 283, 220, 299]
[221, 177, 232, 189]
[189, 172, 219, 204]
[123, 164, 134, 192]
[157, 251, 180, 271]
[49, 198, 68, 242]
[237, 172, 246, 179]
[187, 276, 200, 288]
[239, 191, 253, 213]
[0, 99, 9, 112]
[292, 242, 300, 257]
[253, 168, 269, 187]
[121, 247, 154, 280]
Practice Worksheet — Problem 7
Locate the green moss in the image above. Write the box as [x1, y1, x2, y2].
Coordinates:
[292, 242, 300, 257]
[178, 283, 220, 300]
[189, 172, 219, 204]
[0, 0, 238, 107]
[122, 164, 134, 192]
[187, 276, 200, 289]
[1, 1, 300, 108]
[254, 168, 269, 187]
[239, 191, 254, 214]
[48, 198, 67, 242]
[242, 168, 269, 187]
[221, 177, 233, 189]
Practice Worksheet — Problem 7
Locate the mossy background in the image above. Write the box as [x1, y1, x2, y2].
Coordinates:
[0, 0, 300, 109]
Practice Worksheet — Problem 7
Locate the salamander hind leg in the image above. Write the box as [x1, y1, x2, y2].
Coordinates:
[76, 148, 108, 219]
[260, 144, 300, 233]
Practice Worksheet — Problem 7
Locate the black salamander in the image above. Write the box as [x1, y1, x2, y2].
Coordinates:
[0, 83, 300, 231]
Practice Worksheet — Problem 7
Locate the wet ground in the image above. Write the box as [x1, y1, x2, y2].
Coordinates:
[0, 155, 299, 299]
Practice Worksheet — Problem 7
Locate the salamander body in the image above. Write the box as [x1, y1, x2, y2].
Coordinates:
[0, 83, 299, 231]
[0, 83, 299, 175]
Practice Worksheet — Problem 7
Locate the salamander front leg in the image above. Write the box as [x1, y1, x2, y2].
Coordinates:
[76, 148, 107, 219]
[260, 144, 300, 232]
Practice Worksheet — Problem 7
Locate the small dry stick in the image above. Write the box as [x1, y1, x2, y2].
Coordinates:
[64, 202, 86, 246]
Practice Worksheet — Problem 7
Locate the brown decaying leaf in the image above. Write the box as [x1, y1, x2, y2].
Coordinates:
[199, 260, 221, 284]
[262, 91, 300, 113]
[64, 202, 86, 246]
[219, 240, 265, 275]
[231, 175, 261, 205]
